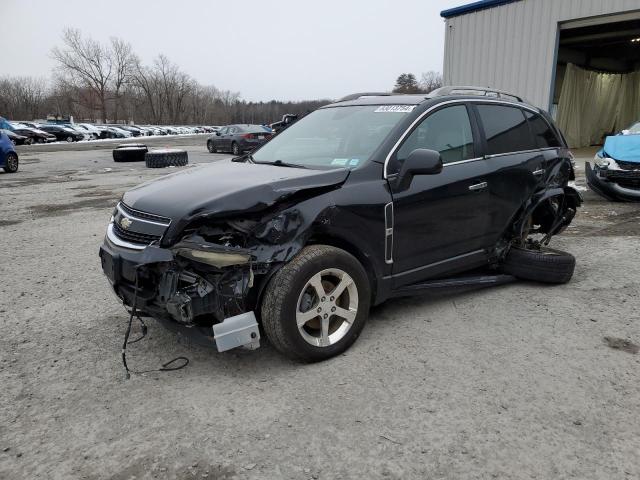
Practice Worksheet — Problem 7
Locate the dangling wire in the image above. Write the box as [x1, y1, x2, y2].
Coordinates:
[121, 266, 189, 379]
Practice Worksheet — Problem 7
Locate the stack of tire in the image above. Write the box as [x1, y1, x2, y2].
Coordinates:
[112, 144, 148, 162]
[144, 149, 189, 168]
[112, 145, 189, 168]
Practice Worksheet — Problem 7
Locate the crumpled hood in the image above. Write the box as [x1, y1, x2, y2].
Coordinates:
[600, 135, 640, 163]
[122, 159, 349, 226]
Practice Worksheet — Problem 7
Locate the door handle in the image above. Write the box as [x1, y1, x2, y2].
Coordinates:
[533, 168, 545, 176]
[468, 181, 488, 191]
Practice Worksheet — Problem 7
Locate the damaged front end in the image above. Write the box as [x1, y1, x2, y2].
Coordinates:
[99, 201, 317, 352]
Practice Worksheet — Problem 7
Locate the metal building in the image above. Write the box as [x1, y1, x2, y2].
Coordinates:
[441, 0, 640, 146]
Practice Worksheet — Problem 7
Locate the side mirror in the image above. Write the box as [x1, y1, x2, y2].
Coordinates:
[397, 149, 443, 189]
[215, 131, 221, 136]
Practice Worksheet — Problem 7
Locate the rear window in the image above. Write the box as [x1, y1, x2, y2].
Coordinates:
[476, 104, 535, 155]
[524, 110, 561, 148]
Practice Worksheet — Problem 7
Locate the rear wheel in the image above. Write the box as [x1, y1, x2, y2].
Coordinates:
[261, 245, 370, 362]
[3, 153, 19, 173]
[502, 246, 575, 284]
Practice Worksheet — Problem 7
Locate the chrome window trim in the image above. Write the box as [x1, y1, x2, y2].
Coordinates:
[116, 203, 171, 227]
[383, 98, 545, 179]
[106, 223, 147, 250]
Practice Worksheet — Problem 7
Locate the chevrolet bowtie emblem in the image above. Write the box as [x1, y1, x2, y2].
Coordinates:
[119, 217, 133, 230]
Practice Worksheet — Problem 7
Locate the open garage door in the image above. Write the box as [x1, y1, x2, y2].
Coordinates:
[553, 15, 640, 148]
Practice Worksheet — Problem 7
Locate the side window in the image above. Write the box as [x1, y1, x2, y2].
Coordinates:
[396, 105, 475, 165]
[476, 105, 535, 155]
[523, 110, 562, 148]
[220, 127, 229, 135]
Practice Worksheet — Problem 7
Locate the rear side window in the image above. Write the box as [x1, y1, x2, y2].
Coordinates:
[524, 110, 562, 148]
[396, 105, 475, 165]
[476, 105, 535, 155]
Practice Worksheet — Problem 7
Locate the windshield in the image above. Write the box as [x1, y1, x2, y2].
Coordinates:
[251, 105, 413, 168]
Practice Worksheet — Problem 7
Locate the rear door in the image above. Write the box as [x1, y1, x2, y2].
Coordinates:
[522, 109, 565, 183]
[217, 127, 230, 150]
[471, 103, 544, 244]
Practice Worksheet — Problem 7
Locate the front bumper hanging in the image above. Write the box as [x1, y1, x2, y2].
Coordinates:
[99, 241, 262, 352]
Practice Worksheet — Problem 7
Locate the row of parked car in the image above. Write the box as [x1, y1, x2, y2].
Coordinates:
[0, 119, 217, 145]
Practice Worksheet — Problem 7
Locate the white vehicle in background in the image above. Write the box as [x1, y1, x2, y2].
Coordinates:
[77, 123, 103, 139]
[64, 124, 92, 141]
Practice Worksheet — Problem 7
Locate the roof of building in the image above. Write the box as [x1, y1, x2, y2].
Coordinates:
[440, 0, 521, 19]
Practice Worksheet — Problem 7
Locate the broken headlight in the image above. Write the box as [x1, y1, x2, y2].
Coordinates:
[175, 248, 250, 268]
[594, 155, 613, 169]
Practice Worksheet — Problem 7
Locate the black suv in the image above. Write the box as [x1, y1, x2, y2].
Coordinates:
[100, 87, 581, 361]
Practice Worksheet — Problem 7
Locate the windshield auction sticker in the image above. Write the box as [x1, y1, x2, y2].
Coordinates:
[374, 105, 416, 113]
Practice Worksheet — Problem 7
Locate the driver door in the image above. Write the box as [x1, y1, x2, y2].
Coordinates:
[388, 104, 493, 286]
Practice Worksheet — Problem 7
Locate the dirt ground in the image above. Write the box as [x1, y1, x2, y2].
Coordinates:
[1, 142, 639, 480]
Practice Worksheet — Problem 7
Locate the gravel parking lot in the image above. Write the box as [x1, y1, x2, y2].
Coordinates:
[1, 140, 639, 480]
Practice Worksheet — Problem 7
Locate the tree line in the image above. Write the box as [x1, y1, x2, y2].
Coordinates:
[0, 28, 330, 125]
[0, 28, 442, 126]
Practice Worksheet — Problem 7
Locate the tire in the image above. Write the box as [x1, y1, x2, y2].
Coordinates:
[113, 144, 148, 162]
[3, 153, 19, 173]
[36, 137, 44, 144]
[261, 245, 371, 362]
[207, 140, 215, 153]
[231, 142, 240, 156]
[501, 246, 575, 284]
[25, 137, 33, 145]
[144, 149, 189, 168]
[66, 136, 74, 143]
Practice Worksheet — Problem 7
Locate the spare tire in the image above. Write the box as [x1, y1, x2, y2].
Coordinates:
[144, 149, 189, 168]
[501, 246, 575, 284]
[113, 144, 148, 162]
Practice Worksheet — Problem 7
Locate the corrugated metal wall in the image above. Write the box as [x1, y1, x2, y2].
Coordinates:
[443, 0, 640, 110]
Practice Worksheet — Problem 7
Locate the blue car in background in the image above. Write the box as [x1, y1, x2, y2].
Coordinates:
[586, 121, 640, 201]
[0, 130, 19, 173]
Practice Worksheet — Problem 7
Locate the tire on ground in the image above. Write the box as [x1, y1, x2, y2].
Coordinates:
[113, 144, 148, 162]
[501, 246, 575, 284]
[144, 149, 189, 168]
[260, 245, 371, 362]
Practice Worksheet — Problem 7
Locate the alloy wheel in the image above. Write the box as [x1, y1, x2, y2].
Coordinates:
[6, 153, 18, 172]
[296, 268, 358, 347]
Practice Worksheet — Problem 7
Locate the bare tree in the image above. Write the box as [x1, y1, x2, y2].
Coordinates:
[110, 37, 136, 122]
[420, 71, 443, 93]
[51, 28, 112, 122]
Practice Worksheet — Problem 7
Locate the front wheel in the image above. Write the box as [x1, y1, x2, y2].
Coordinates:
[231, 142, 240, 156]
[261, 245, 371, 362]
[66, 136, 74, 143]
[3, 153, 19, 173]
[207, 140, 215, 153]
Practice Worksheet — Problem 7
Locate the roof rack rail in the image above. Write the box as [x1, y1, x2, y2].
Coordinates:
[338, 92, 392, 102]
[427, 86, 525, 103]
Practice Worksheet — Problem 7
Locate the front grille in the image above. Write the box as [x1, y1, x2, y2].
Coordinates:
[112, 221, 162, 245]
[603, 169, 640, 190]
[119, 202, 171, 224]
[616, 160, 640, 171]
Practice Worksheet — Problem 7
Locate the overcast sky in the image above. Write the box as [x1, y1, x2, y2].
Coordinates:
[3, 0, 463, 101]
